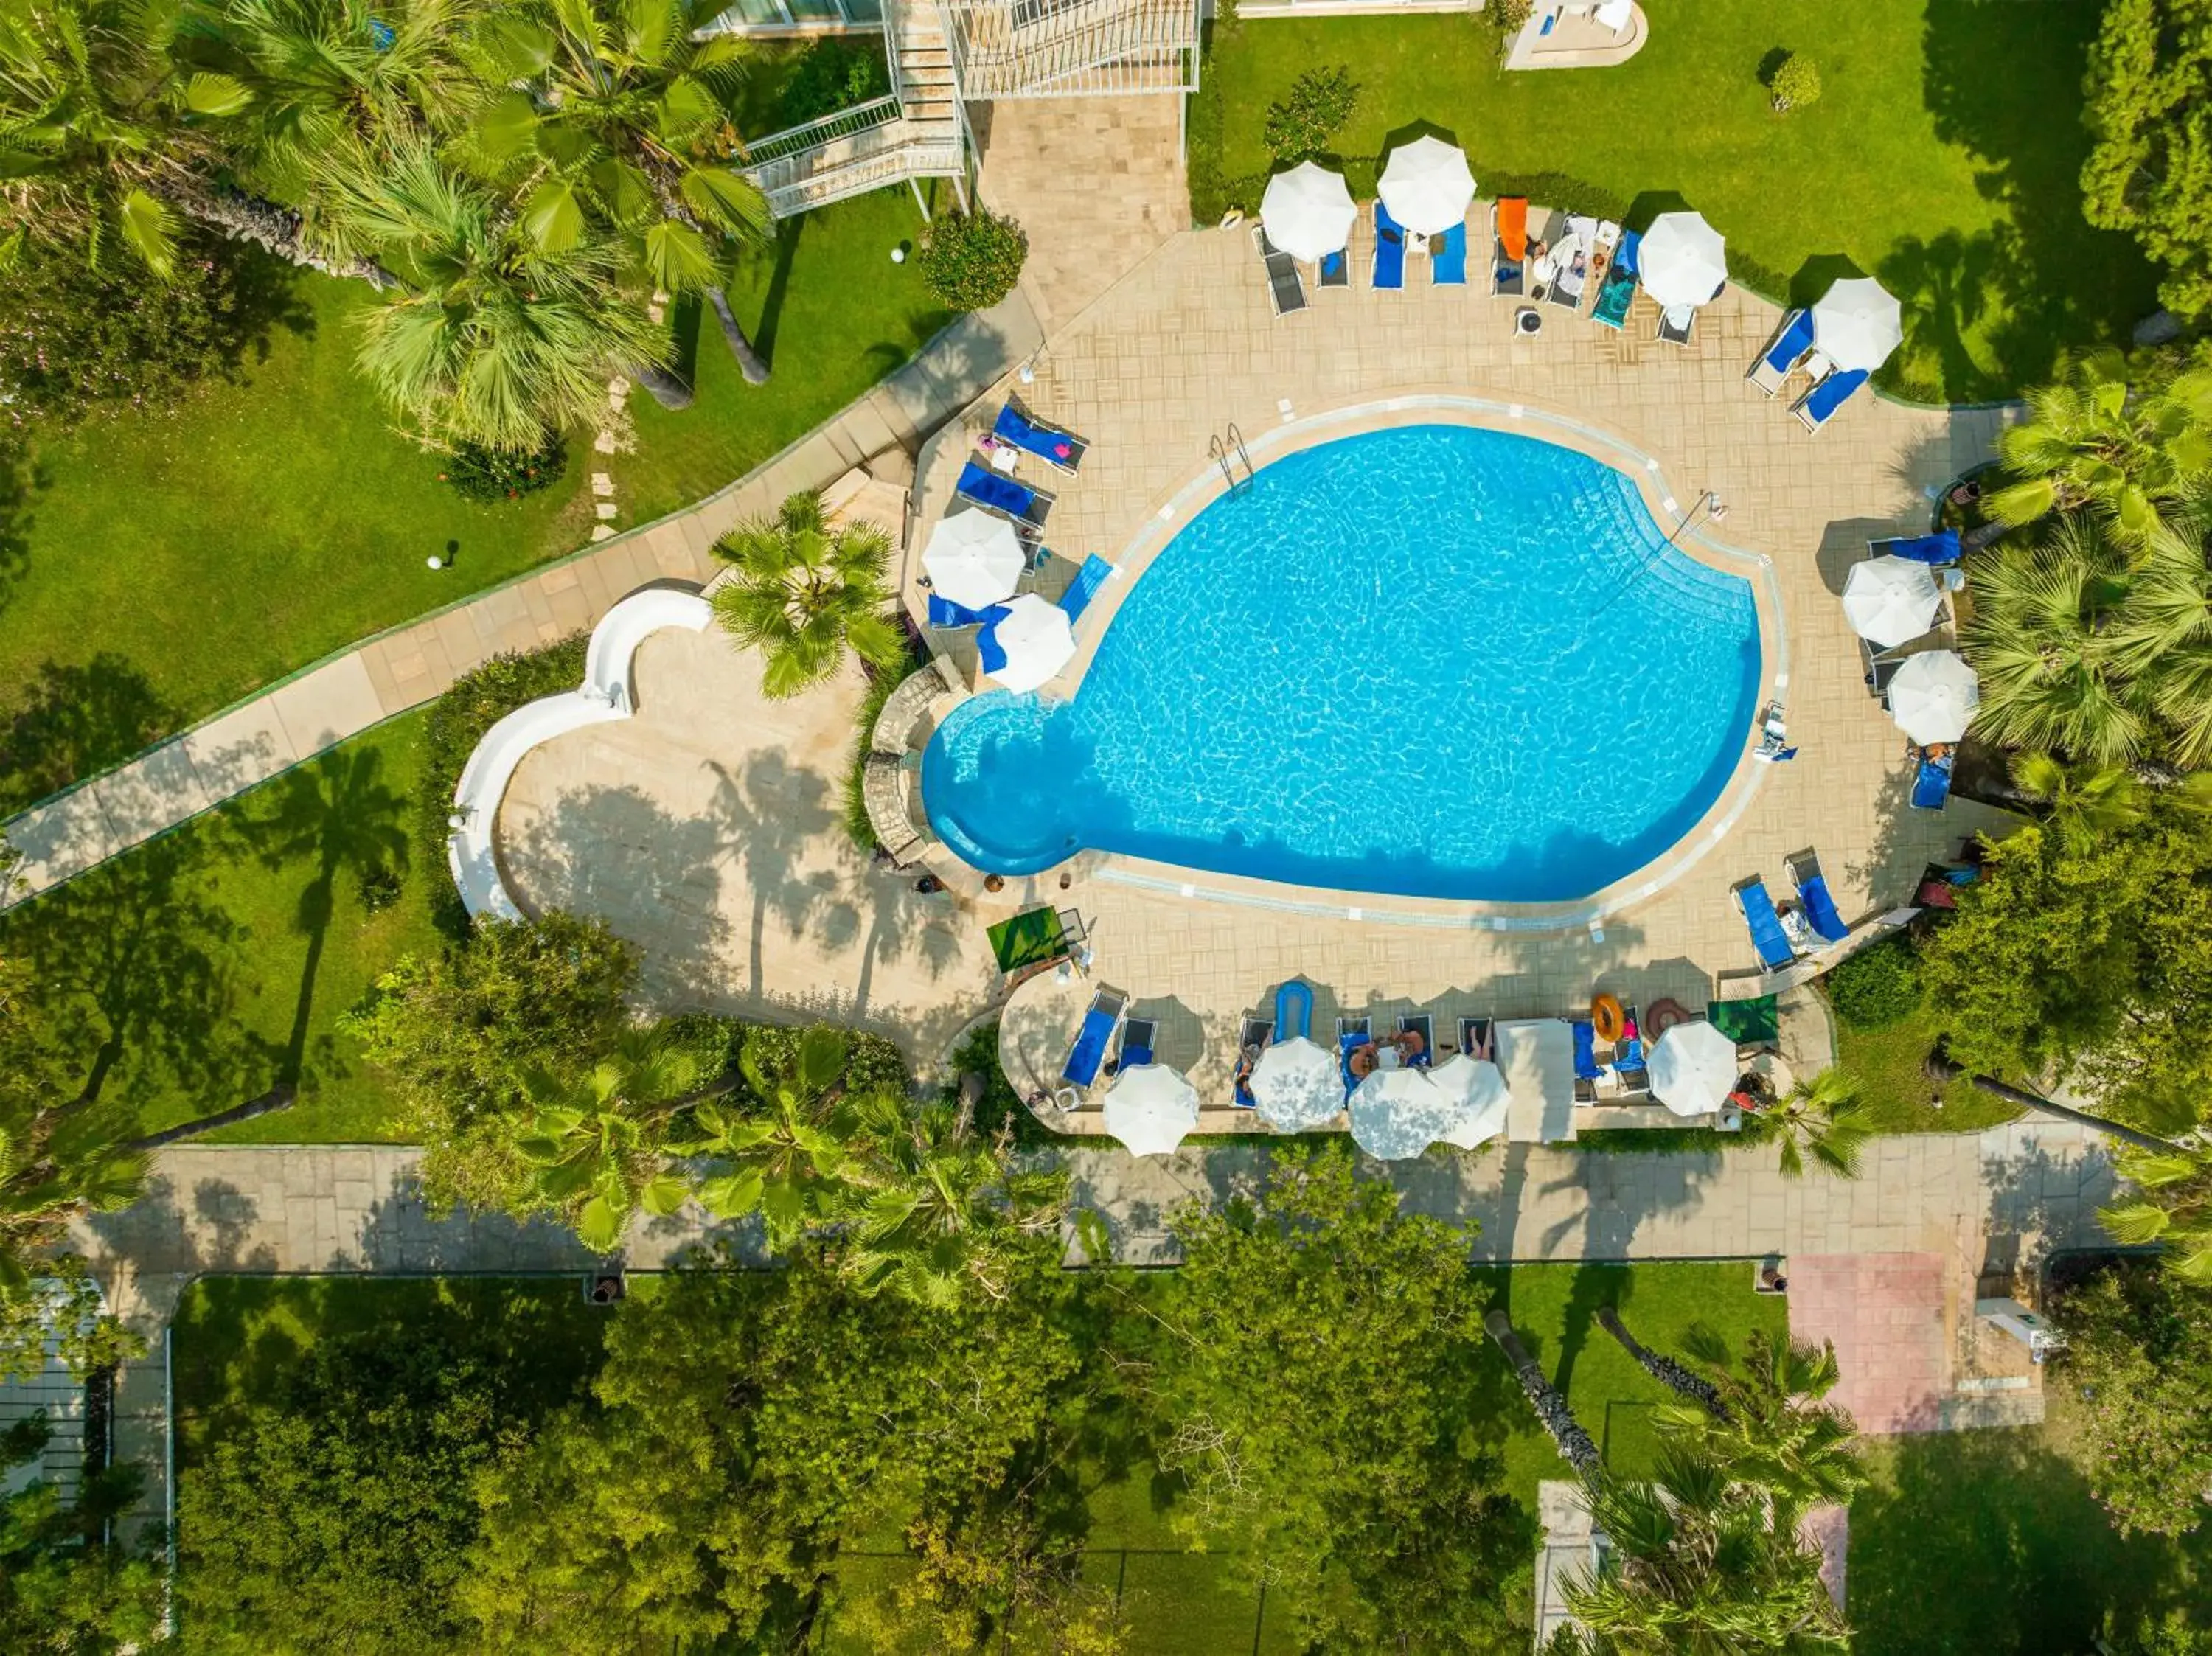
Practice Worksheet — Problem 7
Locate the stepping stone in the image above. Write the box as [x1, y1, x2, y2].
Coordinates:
[594, 502, 619, 521]
[594, 429, 617, 454]
[591, 472, 614, 496]
[590, 525, 616, 542]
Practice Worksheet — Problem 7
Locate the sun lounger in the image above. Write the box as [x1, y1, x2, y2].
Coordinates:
[1253, 225, 1307, 319]
[1373, 201, 1407, 291]
[1276, 978, 1314, 1042]
[1656, 302, 1696, 346]
[1591, 230, 1638, 330]
[1861, 636, 1906, 695]
[1747, 308, 1816, 395]
[994, 400, 1088, 473]
[927, 593, 1003, 630]
[1057, 554, 1114, 627]
[1234, 1011, 1271, 1108]
[1061, 984, 1128, 1087]
[1787, 850, 1851, 944]
[1492, 197, 1528, 296]
[1458, 1016, 1493, 1060]
[1911, 747, 1954, 811]
[1398, 1012, 1434, 1067]
[1572, 1019, 1602, 1096]
[1431, 220, 1468, 287]
[1795, 367, 1869, 432]
[1117, 1016, 1157, 1071]
[1318, 247, 1350, 290]
[957, 461, 1052, 528]
[1545, 238, 1588, 310]
[1736, 877, 1798, 971]
[1874, 529, 1962, 567]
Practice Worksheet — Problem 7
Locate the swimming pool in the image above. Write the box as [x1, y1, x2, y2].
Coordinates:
[921, 422, 1764, 904]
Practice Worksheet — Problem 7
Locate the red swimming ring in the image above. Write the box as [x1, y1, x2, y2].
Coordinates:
[1646, 998, 1694, 1036]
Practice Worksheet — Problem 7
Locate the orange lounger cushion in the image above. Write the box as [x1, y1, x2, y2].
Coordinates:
[1498, 196, 1528, 262]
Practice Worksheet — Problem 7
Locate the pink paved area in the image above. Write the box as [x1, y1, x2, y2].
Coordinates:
[1787, 1252, 1950, 1435]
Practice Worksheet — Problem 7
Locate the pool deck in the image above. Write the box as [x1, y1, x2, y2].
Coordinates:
[897, 221, 2013, 1117]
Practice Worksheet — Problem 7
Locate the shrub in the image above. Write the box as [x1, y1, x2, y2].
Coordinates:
[438, 432, 567, 504]
[1823, 935, 1924, 1030]
[916, 210, 1028, 312]
[737, 1021, 911, 1101]
[1767, 52, 1823, 112]
[773, 37, 891, 128]
[1489, 0, 1533, 32]
[841, 641, 925, 853]
[1262, 66, 1359, 164]
[355, 863, 403, 915]
[947, 1024, 1062, 1147]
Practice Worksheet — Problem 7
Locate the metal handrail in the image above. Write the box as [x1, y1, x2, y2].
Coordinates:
[742, 94, 901, 168]
[1225, 420, 1253, 489]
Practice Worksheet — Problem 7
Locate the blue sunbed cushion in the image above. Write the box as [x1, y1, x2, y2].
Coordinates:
[1320, 248, 1346, 281]
[1275, 979, 1312, 1042]
[1573, 1020, 1600, 1080]
[1374, 203, 1407, 291]
[928, 593, 997, 629]
[1764, 309, 1816, 372]
[1062, 1006, 1116, 1086]
[1800, 873, 1849, 942]
[1615, 1036, 1646, 1072]
[1804, 367, 1871, 425]
[1432, 220, 1467, 285]
[1060, 554, 1113, 627]
[1613, 229, 1641, 279]
[1882, 529, 1962, 566]
[978, 610, 1012, 674]
[1339, 1028, 1370, 1092]
[957, 461, 1036, 518]
[1739, 880, 1795, 970]
[1121, 1041, 1154, 1070]
[1911, 752, 1955, 811]
[993, 403, 1081, 467]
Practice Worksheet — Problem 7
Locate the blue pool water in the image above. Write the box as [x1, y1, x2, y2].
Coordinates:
[921, 424, 1762, 902]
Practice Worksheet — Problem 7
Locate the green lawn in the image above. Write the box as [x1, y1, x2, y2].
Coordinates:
[1850, 1398, 2212, 1655]
[0, 714, 437, 1148]
[1835, 1001, 2020, 1133]
[0, 188, 952, 807]
[1192, 0, 2156, 402]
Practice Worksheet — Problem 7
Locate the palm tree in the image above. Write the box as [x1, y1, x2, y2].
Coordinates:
[1595, 1306, 1727, 1420]
[1963, 516, 2148, 765]
[2097, 1143, 2212, 1286]
[321, 138, 669, 450]
[677, 1023, 862, 1246]
[1989, 349, 2212, 542]
[461, 0, 774, 382]
[1562, 1448, 1849, 1654]
[1483, 1307, 1603, 1481]
[2104, 519, 2212, 768]
[512, 1026, 700, 1250]
[2009, 751, 2144, 855]
[1736, 1070, 1873, 1179]
[1653, 1328, 1865, 1529]
[1921, 1046, 2190, 1157]
[711, 491, 906, 699]
[839, 1094, 1066, 1307]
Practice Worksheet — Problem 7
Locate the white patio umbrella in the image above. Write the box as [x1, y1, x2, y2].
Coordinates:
[1259, 161, 1357, 262]
[921, 507, 1024, 610]
[1104, 1063, 1201, 1158]
[1349, 1065, 1457, 1161]
[1251, 1034, 1342, 1132]
[1887, 649, 1980, 744]
[1648, 1019, 1740, 1119]
[1638, 211, 1729, 309]
[1427, 1052, 1511, 1150]
[1812, 276, 1905, 374]
[979, 593, 1075, 694]
[1377, 136, 1475, 237]
[1843, 555, 1942, 650]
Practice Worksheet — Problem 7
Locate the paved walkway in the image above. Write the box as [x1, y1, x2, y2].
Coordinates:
[0, 293, 1045, 905]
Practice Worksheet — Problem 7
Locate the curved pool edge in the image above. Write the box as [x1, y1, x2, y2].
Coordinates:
[914, 391, 1787, 934]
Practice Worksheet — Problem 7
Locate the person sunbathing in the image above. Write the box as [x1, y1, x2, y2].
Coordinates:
[1394, 1027, 1427, 1064]
[1348, 1041, 1380, 1079]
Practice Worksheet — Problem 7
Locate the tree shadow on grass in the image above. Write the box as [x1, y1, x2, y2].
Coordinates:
[0, 653, 178, 815]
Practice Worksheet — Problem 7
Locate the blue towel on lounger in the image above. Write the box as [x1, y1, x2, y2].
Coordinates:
[1762, 309, 1816, 373]
[957, 462, 1040, 520]
[1911, 751, 1954, 811]
[1738, 879, 1796, 971]
[1059, 555, 1113, 627]
[1432, 220, 1467, 286]
[1879, 529, 1962, 566]
[1373, 202, 1407, 291]
[1800, 367, 1870, 428]
[1062, 1006, 1116, 1086]
[928, 593, 998, 629]
[993, 403, 1085, 470]
[1799, 872, 1849, 942]
[1572, 1021, 1600, 1080]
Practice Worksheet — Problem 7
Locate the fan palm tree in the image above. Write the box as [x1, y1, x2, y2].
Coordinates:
[1989, 349, 2212, 542]
[461, 0, 773, 382]
[512, 1026, 700, 1250]
[2098, 1142, 2212, 1286]
[839, 1094, 1066, 1307]
[677, 1023, 863, 1246]
[1562, 1448, 1849, 1655]
[2104, 518, 2212, 768]
[1596, 1306, 1727, 1420]
[1963, 515, 2148, 765]
[1483, 1307, 1603, 1481]
[2008, 751, 2144, 855]
[711, 490, 905, 699]
[1654, 1328, 1865, 1529]
[321, 137, 669, 450]
[1736, 1069, 1873, 1179]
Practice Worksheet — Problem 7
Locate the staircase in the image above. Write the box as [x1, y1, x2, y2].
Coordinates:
[735, 0, 1197, 221]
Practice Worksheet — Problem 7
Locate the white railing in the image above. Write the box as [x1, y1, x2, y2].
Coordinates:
[936, 0, 1199, 97]
[742, 94, 902, 169]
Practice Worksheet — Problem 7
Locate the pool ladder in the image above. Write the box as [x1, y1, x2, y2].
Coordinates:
[1210, 423, 1256, 495]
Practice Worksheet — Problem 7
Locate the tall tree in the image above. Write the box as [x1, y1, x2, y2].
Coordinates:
[1737, 1070, 1873, 1180]
[1484, 1307, 1603, 1480]
[1594, 1306, 1727, 1421]
[710, 490, 905, 700]
[512, 1026, 699, 1250]
[0, 1416, 164, 1654]
[462, 0, 773, 381]
[2099, 1142, 2212, 1285]
[1148, 1144, 1525, 1653]
[1988, 349, 2212, 540]
[1652, 1328, 1865, 1531]
[679, 1023, 867, 1248]
[2010, 751, 2146, 855]
[2081, 0, 2212, 324]
[2055, 1260, 2212, 1538]
[2107, 520, 2212, 768]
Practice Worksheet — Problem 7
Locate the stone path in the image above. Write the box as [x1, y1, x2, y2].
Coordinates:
[0, 292, 1045, 905]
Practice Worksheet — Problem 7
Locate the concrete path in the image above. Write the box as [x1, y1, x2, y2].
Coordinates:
[0, 292, 1045, 905]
